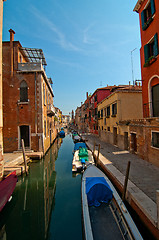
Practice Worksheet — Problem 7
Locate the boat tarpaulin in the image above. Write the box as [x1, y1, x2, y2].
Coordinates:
[74, 142, 87, 151]
[86, 177, 113, 207]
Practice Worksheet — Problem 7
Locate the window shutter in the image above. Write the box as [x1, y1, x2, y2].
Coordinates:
[154, 33, 158, 57]
[144, 44, 149, 63]
[150, 0, 155, 16]
[141, 10, 146, 30]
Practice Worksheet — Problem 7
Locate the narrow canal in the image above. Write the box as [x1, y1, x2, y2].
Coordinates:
[0, 133, 82, 240]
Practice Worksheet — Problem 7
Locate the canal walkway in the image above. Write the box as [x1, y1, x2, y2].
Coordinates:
[81, 133, 159, 239]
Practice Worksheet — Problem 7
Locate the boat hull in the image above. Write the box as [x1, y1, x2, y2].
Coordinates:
[72, 150, 94, 172]
[81, 165, 143, 240]
[0, 171, 17, 212]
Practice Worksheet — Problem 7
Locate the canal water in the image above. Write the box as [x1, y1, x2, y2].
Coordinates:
[0, 134, 82, 240]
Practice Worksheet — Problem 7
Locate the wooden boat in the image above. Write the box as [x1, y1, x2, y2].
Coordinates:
[58, 130, 65, 138]
[73, 142, 87, 154]
[0, 171, 17, 212]
[81, 165, 143, 240]
[72, 148, 94, 172]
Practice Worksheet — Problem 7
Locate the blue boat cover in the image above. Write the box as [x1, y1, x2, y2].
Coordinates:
[86, 177, 113, 207]
[74, 142, 87, 151]
[59, 130, 65, 136]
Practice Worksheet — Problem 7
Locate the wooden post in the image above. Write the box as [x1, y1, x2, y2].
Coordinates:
[93, 142, 96, 157]
[21, 139, 28, 176]
[96, 144, 100, 166]
[157, 190, 159, 229]
[122, 161, 131, 202]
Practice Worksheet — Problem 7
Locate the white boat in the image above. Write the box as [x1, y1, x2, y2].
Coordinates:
[72, 148, 94, 172]
[81, 165, 143, 240]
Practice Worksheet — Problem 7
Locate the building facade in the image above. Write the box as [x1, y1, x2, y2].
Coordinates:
[2, 30, 56, 154]
[134, 0, 159, 118]
[98, 86, 143, 149]
[133, 0, 159, 166]
[89, 87, 112, 134]
[0, 0, 6, 179]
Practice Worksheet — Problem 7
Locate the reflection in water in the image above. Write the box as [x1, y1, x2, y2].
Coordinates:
[0, 138, 60, 240]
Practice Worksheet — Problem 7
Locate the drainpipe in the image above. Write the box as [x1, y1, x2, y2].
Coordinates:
[9, 29, 15, 79]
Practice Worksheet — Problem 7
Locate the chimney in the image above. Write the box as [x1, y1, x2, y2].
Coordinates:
[8, 29, 15, 78]
[86, 92, 88, 99]
[9, 29, 15, 42]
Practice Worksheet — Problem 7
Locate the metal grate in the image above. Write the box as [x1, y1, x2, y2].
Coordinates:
[20, 47, 47, 66]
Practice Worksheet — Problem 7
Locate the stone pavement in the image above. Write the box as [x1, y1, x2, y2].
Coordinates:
[81, 133, 159, 238]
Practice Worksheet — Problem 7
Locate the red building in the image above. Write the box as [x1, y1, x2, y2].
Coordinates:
[134, 0, 159, 118]
[89, 87, 112, 134]
[2, 30, 56, 154]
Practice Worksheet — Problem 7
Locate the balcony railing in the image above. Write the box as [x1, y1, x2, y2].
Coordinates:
[18, 62, 44, 72]
[47, 104, 55, 117]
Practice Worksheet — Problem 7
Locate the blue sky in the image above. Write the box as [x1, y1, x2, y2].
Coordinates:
[3, 0, 141, 115]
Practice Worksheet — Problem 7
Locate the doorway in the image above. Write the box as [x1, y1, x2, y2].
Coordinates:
[131, 133, 137, 153]
[113, 127, 117, 145]
[20, 125, 30, 148]
[124, 132, 128, 150]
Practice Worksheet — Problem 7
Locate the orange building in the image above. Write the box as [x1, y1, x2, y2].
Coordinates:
[2, 29, 56, 154]
[134, 0, 159, 118]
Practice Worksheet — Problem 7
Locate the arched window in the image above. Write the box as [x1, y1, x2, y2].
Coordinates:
[20, 80, 28, 102]
[152, 84, 159, 117]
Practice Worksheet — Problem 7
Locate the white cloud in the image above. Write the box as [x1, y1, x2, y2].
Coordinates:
[29, 5, 83, 52]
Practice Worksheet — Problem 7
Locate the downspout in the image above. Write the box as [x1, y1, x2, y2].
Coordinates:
[35, 72, 37, 134]
[9, 29, 15, 80]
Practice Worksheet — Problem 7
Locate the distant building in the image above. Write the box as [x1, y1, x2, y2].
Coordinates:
[2, 29, 56, 154]
[62, 115, 71, 127]
[98, 85, 143, 149]
[88, 87, 113, 134]
[0, 0, 6, 179]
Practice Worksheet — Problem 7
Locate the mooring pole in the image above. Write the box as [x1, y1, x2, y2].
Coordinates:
[96, 144, 100, 166]
[21, 139, 28, 176]
[157, 190, 159, 229]
[122, 161, 131, 202]
[93, 141, 96, 157]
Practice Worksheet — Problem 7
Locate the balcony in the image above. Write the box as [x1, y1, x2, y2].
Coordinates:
[18, 62, 44, 72]
[47, 105, 55, 117]
[89, 103, 94, 110]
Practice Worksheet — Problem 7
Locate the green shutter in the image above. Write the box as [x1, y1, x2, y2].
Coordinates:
[141, 10, 146, 30]
[154, 33, 158, 57]
[144, 44, 149, 63]
[151, 0, 155, 16]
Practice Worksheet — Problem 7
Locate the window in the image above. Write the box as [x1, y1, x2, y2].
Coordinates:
[44, 120, 46, 137]
[152, 132, 159, 148]
[112, 103, 117, 116]
[104, 118, 106, 125]
[101, 109, 103, 118]
[152, 84, 159, 117]
[141, 0, 155, 30]
[20, 80, 28, 102]
[95, 108, 97, 116]
[144, 34, 158, 66]
[94, 94, 97, 102]
[98, 111, 100, 118]
[107, 127, 110, 131]
[43, 83, 46, 105]
[106, 106, 110, 117]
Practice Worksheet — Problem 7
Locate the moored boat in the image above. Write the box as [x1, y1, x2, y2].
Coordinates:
[72, 147, 94, 172]
[59, 130, 65, 138]
[0, 171, 17, 212]
[81, 165, 143, 240]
